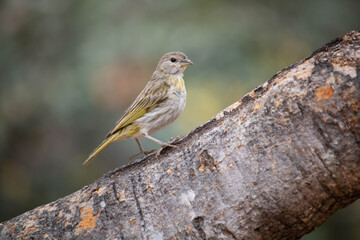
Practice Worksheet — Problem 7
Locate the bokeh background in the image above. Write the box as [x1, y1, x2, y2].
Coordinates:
[0, 0, 359, 238]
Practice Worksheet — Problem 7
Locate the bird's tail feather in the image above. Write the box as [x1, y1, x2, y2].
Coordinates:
[83, 134, 117, 166]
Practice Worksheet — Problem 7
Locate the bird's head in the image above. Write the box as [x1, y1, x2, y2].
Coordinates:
[156, 52, 193, 76]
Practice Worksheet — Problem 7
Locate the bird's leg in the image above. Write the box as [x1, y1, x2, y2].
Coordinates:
[136, 137, 157, 155]
[144, 134, 178, 157]
[130, 138, 156, 160]
[144, 134, 178, 148]
[135, 137, 144, 152]
[130, 138, 145, 160]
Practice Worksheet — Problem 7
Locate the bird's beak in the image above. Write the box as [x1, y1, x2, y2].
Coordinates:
[181, 58, 193, 67]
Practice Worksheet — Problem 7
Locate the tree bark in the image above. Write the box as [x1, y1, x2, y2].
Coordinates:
[1, 31, 360, 240]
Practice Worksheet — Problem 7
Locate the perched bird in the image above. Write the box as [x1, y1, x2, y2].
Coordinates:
[83, 52, 193, 165]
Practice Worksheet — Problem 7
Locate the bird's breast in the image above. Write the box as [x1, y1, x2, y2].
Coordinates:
[167, 75, 186, 114]
[133, 76, 186, 136]
[168, 76, 186, 112]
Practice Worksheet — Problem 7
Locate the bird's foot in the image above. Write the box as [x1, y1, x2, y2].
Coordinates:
[168, 135, 183, 144]
[129, 149, 157, 161]
[129, 152, 143, 161]
[130, 143, 178, 160]
[163, 143, 179, 149]
[144, 149, 157, 155]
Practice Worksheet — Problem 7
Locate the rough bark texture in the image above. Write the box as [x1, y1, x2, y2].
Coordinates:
[1, 31, 360, 240]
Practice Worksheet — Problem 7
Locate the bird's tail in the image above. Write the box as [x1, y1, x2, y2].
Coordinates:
[82, 134, 117, 166]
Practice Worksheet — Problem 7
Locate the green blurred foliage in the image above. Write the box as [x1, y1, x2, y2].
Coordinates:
[0, 0, 359, 238]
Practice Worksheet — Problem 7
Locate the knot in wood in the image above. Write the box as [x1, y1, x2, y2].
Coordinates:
[192, 216, 204, 229]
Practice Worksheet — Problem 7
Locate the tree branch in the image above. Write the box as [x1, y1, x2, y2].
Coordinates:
[1, 31, 360, 240]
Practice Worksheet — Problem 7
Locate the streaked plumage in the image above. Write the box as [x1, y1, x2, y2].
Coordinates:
[83, 52, 192, 165]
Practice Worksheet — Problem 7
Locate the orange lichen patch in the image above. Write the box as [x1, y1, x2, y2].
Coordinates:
[198, 163, 205, 172]
[56, 212, 61, 222]
[44, 205, 57, 212]
[119, 190, 126, 202]
[253, 103, 261, 110]
[197, 154, 205, 171]
[81, 187, 104, 201]
[146, 181, 152, 191]
[275, 101, 281, 107]
[221, 122, 225, 126]
[26, 226, 36, 238]
[82, 187, 104, 199]
[82, 192, 91, 199]
[130, 220, 136, 225]
[78, 207, 98, 233]
[69, 194, 80, 203]
[38, 206, 48, 213]
[249, 91, 255, 97]
[9, 225, 16, 234]
[92, 187, 104, 196]
[316, 85, 334, 100]
[166, 168, 172, 174]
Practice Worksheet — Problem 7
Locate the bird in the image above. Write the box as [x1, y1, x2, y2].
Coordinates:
[83, 52, 193, 165]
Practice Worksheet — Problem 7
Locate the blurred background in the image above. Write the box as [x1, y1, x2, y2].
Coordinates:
[0, 0, 359, 238]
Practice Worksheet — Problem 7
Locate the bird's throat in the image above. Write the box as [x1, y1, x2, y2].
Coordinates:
[168, 75, 186, 92]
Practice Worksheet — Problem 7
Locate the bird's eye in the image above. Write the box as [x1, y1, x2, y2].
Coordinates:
[170, 57, 177, 62]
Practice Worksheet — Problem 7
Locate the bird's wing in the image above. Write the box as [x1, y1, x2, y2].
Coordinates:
[107, 81, 170, 137]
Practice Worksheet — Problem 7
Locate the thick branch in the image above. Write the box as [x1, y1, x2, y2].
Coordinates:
[1, 31, 360, 240]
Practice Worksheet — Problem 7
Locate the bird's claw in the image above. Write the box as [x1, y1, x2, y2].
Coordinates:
[129, 149, 157, 161]
[162, 143, 178, 149]
[144, 149, 157, 155]
[130, 143, 178, 160]
[129, 152, 143, 161]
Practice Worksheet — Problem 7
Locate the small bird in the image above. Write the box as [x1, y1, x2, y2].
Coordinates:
[83, 52, 193, 165]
